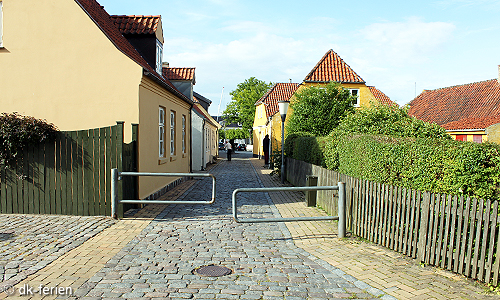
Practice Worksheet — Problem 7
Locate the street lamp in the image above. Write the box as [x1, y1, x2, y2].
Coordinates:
[278, 100, 289, 184]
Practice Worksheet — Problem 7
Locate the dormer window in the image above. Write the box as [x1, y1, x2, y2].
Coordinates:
[156, 39, 163, 74]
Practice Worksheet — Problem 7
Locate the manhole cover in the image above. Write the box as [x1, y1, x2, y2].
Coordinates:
[194, 265, 232, 277]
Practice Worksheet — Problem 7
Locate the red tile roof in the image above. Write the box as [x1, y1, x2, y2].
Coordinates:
[110, 15, 160, 35]
[304, 50, 365, 83]
[74, 0, 191, 104]
[368, 86, 397, 106]
[255, 83, 300, 118]
[409, 79, 500, 125]
[442, 115, 500, 130]
[163, 68, 196, 83]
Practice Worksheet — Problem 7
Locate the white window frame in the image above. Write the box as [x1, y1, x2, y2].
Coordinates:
[182, 115, 186, 154]
[159, 107, 165, 157]
[350, 89, 360, 107]
[170, 111, 176, 156]
[156, 39, 163, 74]
[0, 1, 3, 48]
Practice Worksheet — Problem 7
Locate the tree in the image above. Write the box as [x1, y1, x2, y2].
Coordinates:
[223, 77, 273, 133]
[286, 82, 355, 136]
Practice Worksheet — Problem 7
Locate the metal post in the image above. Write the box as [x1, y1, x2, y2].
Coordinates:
[111, 168, 118, 219]
[281, 120, 285, 184]
[338, 181, 346, 238]
[305, 175, 318, 207]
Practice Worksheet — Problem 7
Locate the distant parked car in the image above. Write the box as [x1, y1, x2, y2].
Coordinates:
[219, 142, 224, 150]
[236, 144, 246, 151]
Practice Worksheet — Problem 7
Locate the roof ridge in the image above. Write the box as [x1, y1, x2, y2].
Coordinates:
[422, 78, 498, 93]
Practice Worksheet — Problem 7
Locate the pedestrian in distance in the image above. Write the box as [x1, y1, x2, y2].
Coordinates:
[263, 134, 270, 166]
[224, 140, 232, 161]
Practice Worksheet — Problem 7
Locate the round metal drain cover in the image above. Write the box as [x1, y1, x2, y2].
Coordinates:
[194, 265, 232, 277]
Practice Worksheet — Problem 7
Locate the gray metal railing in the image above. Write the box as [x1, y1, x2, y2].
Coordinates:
[232, 182, 346, 238]
[111, 168, 216, 219]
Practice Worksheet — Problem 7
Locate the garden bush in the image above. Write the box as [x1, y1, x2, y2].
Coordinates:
[0, 113, 58, 166]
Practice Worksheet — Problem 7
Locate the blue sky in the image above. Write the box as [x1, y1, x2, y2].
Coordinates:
[98, 0, 500, 115]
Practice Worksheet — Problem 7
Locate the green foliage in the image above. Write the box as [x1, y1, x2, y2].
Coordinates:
[0, 113, 58, 165]
[287, 133, 500, 201]
[334, 103, 451, 139]
[221, 128, 249, 140]
[286, 82, 355, 136]
[223, 77, 273, 133]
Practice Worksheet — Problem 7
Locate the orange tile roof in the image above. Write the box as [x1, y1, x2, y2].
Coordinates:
[255, 83, 300, 118]
[110, 15, 160, 35]
[409, 79, 500, 125]
[442, 115, 500, 130]
[368, 86, 397, 106]
[304, 50, 365, 83]
[75, 0, 191, 104]
[163, 68, 196, 83]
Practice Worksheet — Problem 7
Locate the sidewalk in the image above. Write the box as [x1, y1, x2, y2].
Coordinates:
[250, 158, 499, 300]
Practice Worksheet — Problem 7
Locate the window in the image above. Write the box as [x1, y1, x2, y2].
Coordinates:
[182, 115, 186, 153]
[156, 39, 163, 74]
[159, 107, 165, 157]
[0, 1, 3, 48]
[170, 111, 176, 155]
[350, 89, 360, 107]
[473, 135, 483, 143]
[455, 134, 467, 141]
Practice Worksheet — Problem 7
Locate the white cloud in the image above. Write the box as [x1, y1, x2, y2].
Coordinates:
[358, 17, 456, 65]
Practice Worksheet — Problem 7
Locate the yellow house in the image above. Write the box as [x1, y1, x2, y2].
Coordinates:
[0, 0, 193, 199]
[253, 83, 299, 159]
[253, 49, 395, 159]
[409, 69, 500, 143]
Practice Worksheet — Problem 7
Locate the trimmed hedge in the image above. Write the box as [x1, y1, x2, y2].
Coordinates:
[285, 133, 500, 201]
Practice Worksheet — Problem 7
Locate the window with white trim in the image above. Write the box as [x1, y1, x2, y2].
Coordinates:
[170, 111, 176, 155]
[156, 39, 163, 74]
[350, 89, 360, 107]
[159, 107, 165, 157]
[0, 1, 3, 48]
[182, 115, 186, 154]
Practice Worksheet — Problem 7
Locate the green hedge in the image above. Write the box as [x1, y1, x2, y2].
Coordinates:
[285, 133, 500, 201]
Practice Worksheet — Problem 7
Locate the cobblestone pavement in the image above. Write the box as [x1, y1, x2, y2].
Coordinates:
[0, 215, 116, 288]
[75, 157, 387, 299]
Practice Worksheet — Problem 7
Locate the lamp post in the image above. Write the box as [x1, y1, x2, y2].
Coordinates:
[278, 100, 289, 184]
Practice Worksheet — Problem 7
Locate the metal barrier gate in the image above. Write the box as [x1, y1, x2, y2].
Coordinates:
[232, 182, 346, 238]
[111, 168, 216, 219]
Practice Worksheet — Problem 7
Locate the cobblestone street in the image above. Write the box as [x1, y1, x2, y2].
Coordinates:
[78, 156, 385, 299]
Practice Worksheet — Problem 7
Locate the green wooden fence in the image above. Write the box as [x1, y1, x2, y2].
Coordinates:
[286, 157, 500, 286]
[0, 122, 137, 218]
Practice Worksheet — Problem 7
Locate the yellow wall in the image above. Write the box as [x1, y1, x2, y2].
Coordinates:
[0, 0, 142, 142]
[447, 131, 488, 142]
[486, 124, 500, 144]
[252, 103, 268, 157]
[0, 0, 193, 199]
[138, 77, 191, 198]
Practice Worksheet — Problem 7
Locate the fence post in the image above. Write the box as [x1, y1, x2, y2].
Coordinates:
[111, 168, 118, 219]
[306, 175, 318, 207]
[417, 191, 431, 262]
[338, 181, 346, 238]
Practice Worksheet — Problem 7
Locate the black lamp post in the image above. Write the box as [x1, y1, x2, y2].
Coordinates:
[278, 100, 289, 184]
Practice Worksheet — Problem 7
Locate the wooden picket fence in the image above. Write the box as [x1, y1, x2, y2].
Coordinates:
[286, 157, 500, 285]
[0, 122, 137, 218]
